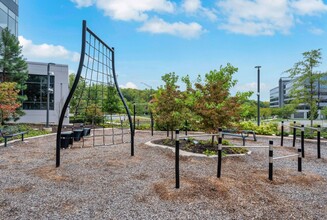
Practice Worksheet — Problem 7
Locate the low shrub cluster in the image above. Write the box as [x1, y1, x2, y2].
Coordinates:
[239, 121, 278, 135]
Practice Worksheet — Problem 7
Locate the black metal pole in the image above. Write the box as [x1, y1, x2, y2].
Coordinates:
[185, 120, 188, 136]
[317, 125, 321, 159]
[217, 128, 222, 178]
[301, 125, 305, 158]
[255, 66, 261, 126]
[269, 140, 273, 181]
[150, 111, 154, 136]
[175, 129, 180, 189]
[298, 149, 302, 172]
[133, 104, 136, 136]
[281, 121, 284, 146]
[167, 125, 169, 137]
[293, 121, 296, 147]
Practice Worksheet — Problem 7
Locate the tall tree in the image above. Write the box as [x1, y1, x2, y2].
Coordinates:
[190, 64, 252, 133]
[152, 72, 184, 139]
[0, 28, 29, 121]
[286, 49, 327, 127]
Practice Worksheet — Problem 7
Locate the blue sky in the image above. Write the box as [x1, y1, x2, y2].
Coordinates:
[19, 0, 327, 101]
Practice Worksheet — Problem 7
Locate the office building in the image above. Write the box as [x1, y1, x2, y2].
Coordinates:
[270, 76, 327, 119]
[18, 62, 70, 125]
[0, 1, 71, 125]
[0, 0, 18, 36]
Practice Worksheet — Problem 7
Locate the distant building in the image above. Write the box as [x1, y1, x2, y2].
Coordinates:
[18, 62, 70, 125]
[0, 1, 71, 125]
[270, 76, 327, 119]
[0, 0, 18, 36]
[269, 86, 279, 108]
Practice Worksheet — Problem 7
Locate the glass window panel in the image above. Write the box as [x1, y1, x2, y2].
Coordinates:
[8, 15, 15, 34]
[0, 9, 7, 29]
[23, 74, 55, 110]
[0, 2, 7, 12]
[8, 10, 15, 19]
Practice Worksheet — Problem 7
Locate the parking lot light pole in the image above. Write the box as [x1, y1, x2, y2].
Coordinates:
[46, 63, 55, 128]
[255, 66, 261, 126]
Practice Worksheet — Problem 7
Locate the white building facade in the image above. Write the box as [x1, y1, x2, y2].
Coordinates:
[18, 62, 70, 125]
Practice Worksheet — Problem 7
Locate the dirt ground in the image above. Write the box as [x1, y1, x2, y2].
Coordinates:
[0, 130, 326, 219]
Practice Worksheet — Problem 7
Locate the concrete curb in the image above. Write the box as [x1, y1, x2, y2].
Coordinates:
[0, 132, 56, 148]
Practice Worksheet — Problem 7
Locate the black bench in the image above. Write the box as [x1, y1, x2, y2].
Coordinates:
[0, 127, 27, 147]
[221, 129, 256, 146]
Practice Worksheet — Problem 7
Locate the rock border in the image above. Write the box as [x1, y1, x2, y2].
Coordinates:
[145, 140, 252, 158]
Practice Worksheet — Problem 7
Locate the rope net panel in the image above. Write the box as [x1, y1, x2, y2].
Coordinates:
[56, 20, 134, 167]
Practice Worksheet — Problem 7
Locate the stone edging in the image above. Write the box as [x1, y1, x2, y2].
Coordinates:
[145, 141, 251, 158]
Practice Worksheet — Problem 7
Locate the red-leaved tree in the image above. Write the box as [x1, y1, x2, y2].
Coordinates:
[0, 82, 21, 125]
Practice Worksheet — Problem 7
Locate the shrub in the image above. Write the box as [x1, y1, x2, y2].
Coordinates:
[239, 121, 278, 135]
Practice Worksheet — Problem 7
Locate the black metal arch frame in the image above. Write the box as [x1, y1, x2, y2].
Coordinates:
[56, 20, 134, 167]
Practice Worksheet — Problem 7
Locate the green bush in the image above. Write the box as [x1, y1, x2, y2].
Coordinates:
[239, 121, 278, 135]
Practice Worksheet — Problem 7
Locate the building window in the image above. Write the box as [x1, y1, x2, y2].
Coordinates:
[0, 7, 7, 29]
[23, 75, 55, 110]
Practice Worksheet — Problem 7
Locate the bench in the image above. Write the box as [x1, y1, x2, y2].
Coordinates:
[0, 127, 28, 147]
[221, 129, 256, 146]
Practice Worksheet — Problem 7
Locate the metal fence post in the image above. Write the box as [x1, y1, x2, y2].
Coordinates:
[175, 129, 180, 188]
[317, 125, 321, 159]
[150, 111, 154, 136]
[217, 128, 222, 178]
[281, 121, 284, 146]
[298, 149, 302, 172]
[133, 104, 136, 136]
[293, 121, 296, 147]
[269, 140, 273, 181]
[301, 125, 305, 158]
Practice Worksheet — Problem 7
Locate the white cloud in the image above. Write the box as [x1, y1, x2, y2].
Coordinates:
[217, 0, 293, 36]
[291, 0, 327, 15]
[71, 0, 175, 21]
[216, 0, 327, 36]
[120, 82, 138, 89]
[182, 0, 201, 13]
[138, 17, 205, 39]
[19, 36, 80, 62]
[235, 82, 269, 92]
[309, 27, 324, 35]
[182, 0, 217, 21]
[71, 0, 95, 8]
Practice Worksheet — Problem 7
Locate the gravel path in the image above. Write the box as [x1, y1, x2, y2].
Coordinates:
[0, 130, 326, 219]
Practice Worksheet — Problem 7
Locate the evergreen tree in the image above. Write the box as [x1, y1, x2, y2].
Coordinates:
[0, 28, 28, 87]
[286, 49, 327, 127]
[0, 28, 29, 121]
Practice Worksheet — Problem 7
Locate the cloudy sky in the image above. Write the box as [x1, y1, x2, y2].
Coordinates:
[20, 0, 327, 100]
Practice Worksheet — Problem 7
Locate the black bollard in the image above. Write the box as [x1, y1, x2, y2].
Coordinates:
[269, 140, 273, 181]
[175, 130, 180, 188]
[133, 104, 136, 136]
[217, 128, 222, 178]
[317, 125, 321, 159]
[150, 112, 154, 136]
[298, 149, 302, 172]
[281, 121, 284, 146]
[293, 121, 296, 147]
[301, 125, 304, 158]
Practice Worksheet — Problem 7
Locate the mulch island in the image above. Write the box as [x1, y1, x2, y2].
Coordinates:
[152, 138, 248, 156]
